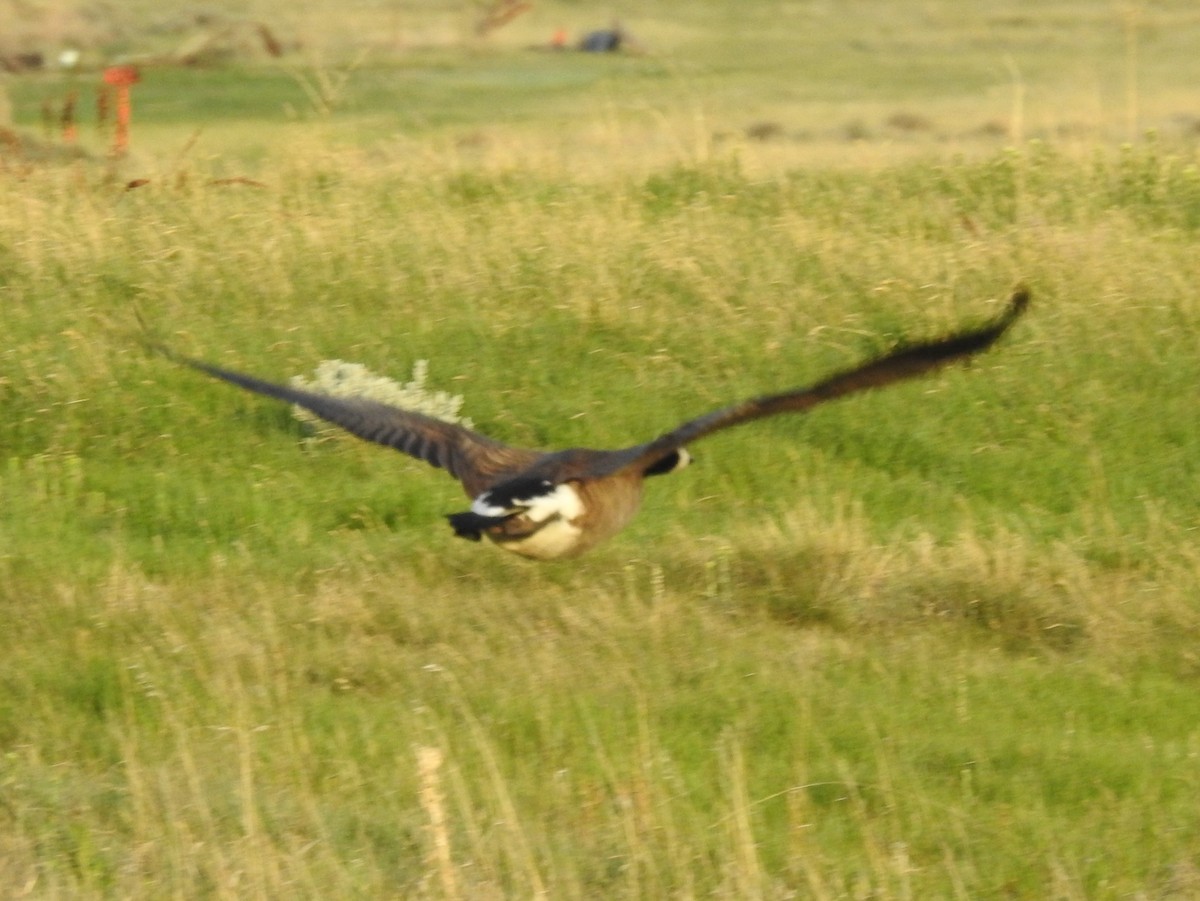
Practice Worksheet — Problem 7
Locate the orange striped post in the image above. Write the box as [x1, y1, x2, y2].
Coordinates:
[102, 65, 140, 156]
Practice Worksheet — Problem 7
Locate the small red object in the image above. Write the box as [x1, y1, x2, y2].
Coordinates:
[102, 65, 139, 156]
[102, 65, 140, 87]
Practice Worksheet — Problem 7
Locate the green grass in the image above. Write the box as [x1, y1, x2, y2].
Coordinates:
[3, 2, 1200, 898]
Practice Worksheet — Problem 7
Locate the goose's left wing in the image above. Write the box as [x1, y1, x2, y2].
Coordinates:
[598, 287, 1030, 478]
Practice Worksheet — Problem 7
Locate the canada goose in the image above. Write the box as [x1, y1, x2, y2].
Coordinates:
[159, 288, 1027, 559]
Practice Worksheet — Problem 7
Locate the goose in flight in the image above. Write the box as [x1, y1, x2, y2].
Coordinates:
[160, 288, 1027, 559]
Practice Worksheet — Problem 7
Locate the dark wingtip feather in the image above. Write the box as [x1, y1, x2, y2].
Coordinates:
[888, 283, 1031, 365]
[1005, 284, 1031, 321]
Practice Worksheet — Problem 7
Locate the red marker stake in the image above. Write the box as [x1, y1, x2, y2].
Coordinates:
[102, 65, 140, 156]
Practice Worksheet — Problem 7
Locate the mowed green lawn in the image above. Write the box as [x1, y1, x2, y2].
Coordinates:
[2, 2, 1199, 898]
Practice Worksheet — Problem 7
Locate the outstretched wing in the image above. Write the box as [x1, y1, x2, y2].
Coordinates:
[596, 287, 1030, 478]
[161, 351, 542, 497]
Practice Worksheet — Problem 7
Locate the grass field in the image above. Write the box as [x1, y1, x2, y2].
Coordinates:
[3, 2, 1200, 898]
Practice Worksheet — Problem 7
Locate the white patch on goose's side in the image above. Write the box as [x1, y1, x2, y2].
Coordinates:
[522, 482, 585, 523]
[502, 483, 587, 560]
[470, 478, 562, 518]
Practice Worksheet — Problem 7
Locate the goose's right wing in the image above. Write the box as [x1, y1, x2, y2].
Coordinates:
[164, 352, 542, 496]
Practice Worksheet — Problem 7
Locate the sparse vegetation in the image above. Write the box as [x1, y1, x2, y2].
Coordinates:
[2, 2, 1199, 898]
[289, 359, 473, 436]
